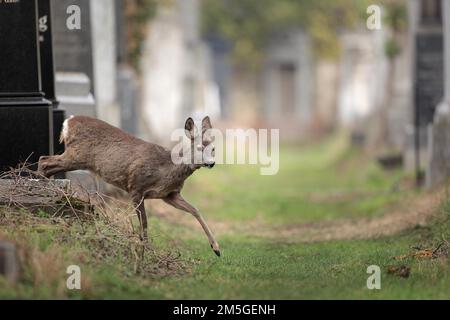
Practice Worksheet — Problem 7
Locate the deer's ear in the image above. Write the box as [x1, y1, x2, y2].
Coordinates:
[202, 116, 212, 132]
[184, 117, 198, 139]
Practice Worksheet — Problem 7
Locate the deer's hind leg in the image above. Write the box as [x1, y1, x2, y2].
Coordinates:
[38, 154, 73, 178]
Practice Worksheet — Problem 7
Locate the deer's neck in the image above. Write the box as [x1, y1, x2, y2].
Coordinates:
[181, 163, 201, 176]
[164, 140, 202, 182]
[168, 161, 201, 181]
[163, 163, 199, 190]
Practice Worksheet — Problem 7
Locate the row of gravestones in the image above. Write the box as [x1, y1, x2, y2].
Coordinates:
[0, 0, 139, 283]
[0, 0, 96, 173]
[0, 0, 96, 282]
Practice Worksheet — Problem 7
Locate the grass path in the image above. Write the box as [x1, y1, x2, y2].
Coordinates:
[147, 188, 442, 243]
[0, 134, 448, 299]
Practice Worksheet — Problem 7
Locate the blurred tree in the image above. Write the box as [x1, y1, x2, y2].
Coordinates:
[201, 0, 371, 69]
[383, 0, 408, 62]
[375, 0, 408, 148]
[123, 0, 160, 71]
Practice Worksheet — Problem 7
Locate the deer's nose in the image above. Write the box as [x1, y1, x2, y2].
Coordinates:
[206, 162, 215, 169]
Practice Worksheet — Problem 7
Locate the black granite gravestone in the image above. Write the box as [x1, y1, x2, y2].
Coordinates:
[415, 31, 444, 127]
[0, 0, 53, 172]
[0, 1, 42, 95]
[51, 0, 95, 93]
[38, 0, 65, 156]
[413, 29, 444, 183]
[38, 0, 56, 103]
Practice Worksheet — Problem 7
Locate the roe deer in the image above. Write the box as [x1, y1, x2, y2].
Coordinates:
[38, 115, 220, 256]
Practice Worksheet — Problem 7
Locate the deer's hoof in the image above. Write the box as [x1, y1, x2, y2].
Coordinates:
[211, 244, 221, 257]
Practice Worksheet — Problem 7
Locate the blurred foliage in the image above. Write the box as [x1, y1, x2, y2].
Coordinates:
[384, 38, 401, 59]
[383, 0, 408, 32]
[383, 0, 408, 59]
[201, 0, 371, 68]
[124, 0, 160, 70]
[121, 0, 407, 70]
[201, 0, 408, 68]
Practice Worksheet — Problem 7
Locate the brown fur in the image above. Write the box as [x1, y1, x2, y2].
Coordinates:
[38, 116, 220, 256]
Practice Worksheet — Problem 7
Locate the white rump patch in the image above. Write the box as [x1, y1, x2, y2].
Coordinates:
[60, 115, 74, 143]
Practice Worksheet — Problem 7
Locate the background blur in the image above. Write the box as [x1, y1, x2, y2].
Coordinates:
[1, 0, 449, 299]
[54, 0, 446, 185]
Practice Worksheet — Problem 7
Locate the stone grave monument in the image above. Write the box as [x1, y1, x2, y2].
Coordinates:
[51, 0, 96, 118]
[0, 0, 54, 172]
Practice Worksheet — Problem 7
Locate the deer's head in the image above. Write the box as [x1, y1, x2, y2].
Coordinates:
[184, 116, 215, 168]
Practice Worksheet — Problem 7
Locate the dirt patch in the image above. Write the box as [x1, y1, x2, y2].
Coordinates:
[387, 265, 411, 278]
[147, 189, 445, 244]
[247, 189, 443, 242]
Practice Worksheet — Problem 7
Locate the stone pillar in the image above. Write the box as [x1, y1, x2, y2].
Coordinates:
[115, 0, 139, 135]
[426, 0, 450, 187]
[117, 66, 139, 135]
[91, 0, 120, 126]
[141, 0, 202, 141]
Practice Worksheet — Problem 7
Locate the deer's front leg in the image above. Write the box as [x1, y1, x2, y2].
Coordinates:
[163, 192, 220, 257]
[133, 196, 148, 241]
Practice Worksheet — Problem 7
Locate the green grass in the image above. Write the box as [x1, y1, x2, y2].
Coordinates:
[0, 134, 448, 299]
[150, 214, 449, 300]
[183, 133, 411, 224]
[2, 211, 447, 299]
